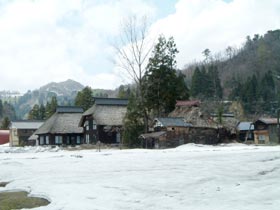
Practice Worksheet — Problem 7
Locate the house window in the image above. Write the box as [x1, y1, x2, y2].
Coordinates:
[55, 136, 62, 144]
[86, 134, 89, 144]
[258, 135, 265, 144]
[45, 136, 49, 145]
[40, 136, 44, 145]
[93, 124, 97, 130]
[77, 136, 81, 144]
[85, 121, 89, 131]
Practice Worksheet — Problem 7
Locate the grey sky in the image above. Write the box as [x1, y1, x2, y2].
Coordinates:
[0, 0, 279, 92]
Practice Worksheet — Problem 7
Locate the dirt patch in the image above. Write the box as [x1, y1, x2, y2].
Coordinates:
[0, 191, 50, 210]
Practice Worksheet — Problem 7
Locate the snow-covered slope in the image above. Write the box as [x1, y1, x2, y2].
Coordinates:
[0, 144, 279, 210]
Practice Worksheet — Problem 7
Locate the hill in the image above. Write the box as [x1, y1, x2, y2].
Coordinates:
[182, 29, 280, 116]
[13, 79, 85, 119]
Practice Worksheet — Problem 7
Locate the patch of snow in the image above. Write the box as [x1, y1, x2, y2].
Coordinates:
[0, 144, 280, 210]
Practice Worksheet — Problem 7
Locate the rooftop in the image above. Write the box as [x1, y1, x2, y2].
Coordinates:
[237, 122, 254, 131]
[56, 106, 84, 113]
[35, 112, 83, 135]
[155, 117, 192, 127]
[94, 97, 128, 106]
[257, 118, 278, 125]
[10, 121, 44, 130]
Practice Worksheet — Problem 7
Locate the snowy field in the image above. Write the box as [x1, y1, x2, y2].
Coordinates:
[0, 143, 280, 210]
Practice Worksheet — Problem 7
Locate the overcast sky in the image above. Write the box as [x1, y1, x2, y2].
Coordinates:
[0, 0, 280, 93]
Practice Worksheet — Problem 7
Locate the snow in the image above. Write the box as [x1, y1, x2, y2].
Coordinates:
[0, 144, 280, 210]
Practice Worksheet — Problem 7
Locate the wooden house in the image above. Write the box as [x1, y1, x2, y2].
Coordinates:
[254, 118, 279, 145]
[9, 121, 44, 146]
[79, 98, 128, 144]
[34, 106, 84, 146]
[140, 117, 193, 149]
[236, 122, 254, 142]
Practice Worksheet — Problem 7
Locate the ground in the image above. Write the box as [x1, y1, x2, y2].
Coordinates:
[0, 144, 280, 210]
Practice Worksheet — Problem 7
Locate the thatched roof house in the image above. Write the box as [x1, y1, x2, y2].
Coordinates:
[35, 106, 84, 146]
[79, 98, 128, 144]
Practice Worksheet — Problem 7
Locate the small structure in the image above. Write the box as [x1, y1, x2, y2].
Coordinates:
[236, 122, 254, 142]
[0, 130, 9, 145]
[139, 131, 167, 149]
[140, 117, 193, 149]
[9, 121, 44, 146]
[254, 118, 279, 144]
[34, 106, 84, 146]
[79, 98, 128, 144]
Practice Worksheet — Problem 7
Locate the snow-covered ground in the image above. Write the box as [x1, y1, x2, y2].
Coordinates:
[0, 144, 280, 210]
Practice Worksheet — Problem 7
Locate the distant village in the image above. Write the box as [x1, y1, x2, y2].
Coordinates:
[0, 97, 278, 149]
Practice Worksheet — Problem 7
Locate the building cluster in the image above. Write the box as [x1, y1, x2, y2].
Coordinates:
[0, 98, 279, 148]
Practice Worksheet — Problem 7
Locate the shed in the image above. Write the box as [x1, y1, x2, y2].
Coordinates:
[10, 121, 44, 146]
[254, 118, 279, 144]
[236, 122, 254, 142]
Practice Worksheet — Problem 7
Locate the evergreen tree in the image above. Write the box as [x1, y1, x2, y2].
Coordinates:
[39, 104, 46, 120]
[118, 85, 131, 99]
[190, 67, 202, 97]
[207, 65, 223, 99]
[123, 93, 144, 148]
[28, 104, 40, 120]
[46, 96, 57, 118]
[74, 86, 94, 111]
[144, 35, 188, 116]
[1, 117, 10, 129]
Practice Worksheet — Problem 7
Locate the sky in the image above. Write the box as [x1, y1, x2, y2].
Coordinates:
[0, 0, 280, 93]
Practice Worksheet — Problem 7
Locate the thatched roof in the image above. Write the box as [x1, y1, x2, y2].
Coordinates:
[81, 105, 127, 126]
[35, 107, 83, 135]
[80, 98, 128, 126]
[155, 117, 192, 127]
[169, 106, 217, 128]
[169, 106, 238, 133]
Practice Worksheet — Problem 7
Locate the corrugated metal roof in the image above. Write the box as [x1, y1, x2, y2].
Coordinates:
[237, 122, 254, 131]
[94, 97, 128, 106]
[176, 100, 201, 107]
[56, 106, 83, 113]
[155, 117, 193, 127]
[10, 121, 44, 129]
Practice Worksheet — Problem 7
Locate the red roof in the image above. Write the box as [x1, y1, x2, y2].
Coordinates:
[176, 100, 201, 107]
[0, 130, 9, 145]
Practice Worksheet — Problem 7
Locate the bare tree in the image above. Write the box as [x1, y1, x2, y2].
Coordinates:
[113, 15, 154, 132]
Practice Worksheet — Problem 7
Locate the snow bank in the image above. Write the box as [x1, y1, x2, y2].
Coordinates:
[0, 146, 60, 153]
[1, 144, 280, 210]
